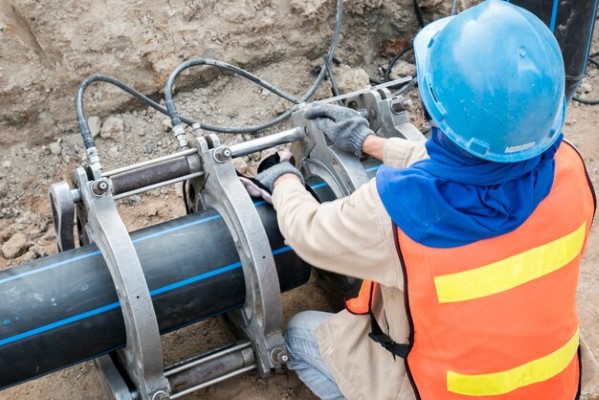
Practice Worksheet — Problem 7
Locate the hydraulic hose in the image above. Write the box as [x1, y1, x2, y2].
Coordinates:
[163, 0, 343, 134]
[76, 0, 343, 153]
[76, 75, 198, 151]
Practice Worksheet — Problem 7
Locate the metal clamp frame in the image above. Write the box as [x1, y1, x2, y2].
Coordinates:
[290, 83, 425, 198]
[192, 134, 287, 375]
[72, 167, 170, 400]
[343, 86, 425, 141]
[49, 181, 78, 252]
[44, 80, 425, 399]
[291, 111, 371, 198]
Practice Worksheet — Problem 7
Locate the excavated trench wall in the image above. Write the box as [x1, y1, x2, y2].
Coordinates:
[0, 0, 475, 146]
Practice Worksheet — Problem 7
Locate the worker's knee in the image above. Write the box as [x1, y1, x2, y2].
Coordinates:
[287, 310, 334, 333]
[284, 311, 334, 362]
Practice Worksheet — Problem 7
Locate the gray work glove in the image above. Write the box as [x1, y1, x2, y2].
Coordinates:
[254, 161, 304, 200]
[239, 151, 303, 204]
[305, 104, 374, 157]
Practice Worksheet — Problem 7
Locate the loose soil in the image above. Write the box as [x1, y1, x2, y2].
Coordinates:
[1, 3, 599, 400]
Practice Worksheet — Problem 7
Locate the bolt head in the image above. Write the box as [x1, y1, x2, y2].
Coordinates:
[270, 347, 289, 364]
[91, 179, 110, 196]
[213, 146, 232, 163]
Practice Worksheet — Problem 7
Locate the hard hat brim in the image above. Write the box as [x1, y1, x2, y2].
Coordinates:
[413, 17, 453, 90]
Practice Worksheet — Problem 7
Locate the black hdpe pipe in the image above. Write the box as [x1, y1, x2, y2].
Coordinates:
[0, 178, 341, 389]
[510, 0, 599, 101]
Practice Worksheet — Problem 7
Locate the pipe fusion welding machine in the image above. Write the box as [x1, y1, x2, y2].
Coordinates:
[3, 78, 425, 399]
[0, 0, 596, 398]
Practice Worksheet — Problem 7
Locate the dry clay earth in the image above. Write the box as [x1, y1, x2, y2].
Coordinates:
[1, 12, 599, 400]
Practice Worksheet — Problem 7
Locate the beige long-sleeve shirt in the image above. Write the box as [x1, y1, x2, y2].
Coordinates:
[272, 138, 596, 400]
[273, 138, 428, 288]
[273, 138, 424, 399]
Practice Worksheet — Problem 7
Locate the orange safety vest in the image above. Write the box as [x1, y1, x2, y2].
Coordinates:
[346, 142, 596, 399]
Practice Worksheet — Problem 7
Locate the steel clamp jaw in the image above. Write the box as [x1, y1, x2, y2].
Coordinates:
[290, 81, 425, 198]
[72, 167, 170, 400]
[290, 110, 371, 198]
[192, 134, 287, 375]
[344, 87, 425, 141]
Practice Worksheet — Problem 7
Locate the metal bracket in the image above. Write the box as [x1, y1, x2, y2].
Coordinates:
[290, 84, 425, 197]
[72, 168, 170, 400]
[49, 181, 77, 252]
[290, 113, 370, 198]
[193, 134, 286, 375]
[344, 87, 426, 141]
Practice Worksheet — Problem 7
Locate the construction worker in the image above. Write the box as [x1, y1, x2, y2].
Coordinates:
[255, 0, 597, 398]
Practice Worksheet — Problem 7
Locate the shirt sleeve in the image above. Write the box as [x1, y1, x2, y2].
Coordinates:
[383, 137, 428, 168]
[272, 178, 403, 288]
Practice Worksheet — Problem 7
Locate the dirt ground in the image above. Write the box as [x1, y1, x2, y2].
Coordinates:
[1, 2, 599, 400]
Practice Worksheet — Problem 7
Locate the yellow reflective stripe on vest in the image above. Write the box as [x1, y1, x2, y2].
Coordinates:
[447, 328, 580, 396]
[434, 223, 586, 304]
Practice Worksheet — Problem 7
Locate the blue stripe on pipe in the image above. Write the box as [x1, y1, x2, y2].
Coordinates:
[0, 251, 102, 286]
[149, 262, 241, 297]
[309, 164, 380, 191]
[0, 213, 223, 286]
[0, 302, 120, 347]
[0, 246, 293, 347]
[272, 245, 291, 255]
[131, 214, 222, 244]
[0, 167, 376, 285]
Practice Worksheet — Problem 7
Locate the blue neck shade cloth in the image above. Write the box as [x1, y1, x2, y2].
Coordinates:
[376, 128, 563, 248]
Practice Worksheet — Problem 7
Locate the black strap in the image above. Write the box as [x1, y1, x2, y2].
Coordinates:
[368, 312, 411, 359]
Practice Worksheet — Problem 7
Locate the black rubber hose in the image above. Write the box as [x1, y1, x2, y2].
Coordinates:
[163, 0, 343, 134]
[573, 96, 599, 105]
[384, 47, 414, 83]
[76, 75, 198, 150]
[76, 0, 342, 149]
[325, 59, 341, 98]
[413, 0, 425, 27]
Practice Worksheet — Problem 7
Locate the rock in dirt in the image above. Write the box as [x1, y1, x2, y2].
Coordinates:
[389, 59, 416, 80]
[2, 232, 28, 259]
[333, 65, 370, 93]
[49, 142, 62, 155]
[88, 116, 102, 138]
[100, 117, 125, 141]
[580, 82, 594, 94]
[161, 118, 172, 132]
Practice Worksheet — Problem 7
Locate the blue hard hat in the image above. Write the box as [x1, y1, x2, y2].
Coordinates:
[413, 0, 566, 162]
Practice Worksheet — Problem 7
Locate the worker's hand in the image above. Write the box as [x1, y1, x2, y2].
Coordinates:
[255, 162, 304, 194]
[305, 104, 374, 157]
[239, 152, 303, 203]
